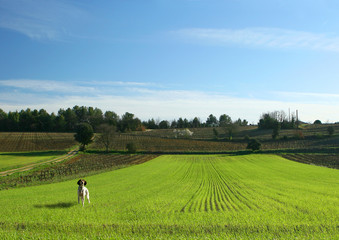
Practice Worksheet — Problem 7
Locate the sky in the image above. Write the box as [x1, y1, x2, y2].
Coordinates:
[1, 0, 339, 123]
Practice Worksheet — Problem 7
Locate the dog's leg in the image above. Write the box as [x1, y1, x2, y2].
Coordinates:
[78, 192, 80, 204]
[86, 190, 90, 204]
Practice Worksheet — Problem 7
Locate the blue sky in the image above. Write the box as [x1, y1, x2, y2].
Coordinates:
[1, 0, 339, 123]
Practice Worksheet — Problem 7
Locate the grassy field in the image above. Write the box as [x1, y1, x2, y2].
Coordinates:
[0, 153, 158, 189]
[1, 154, 339, 239]
[0, 151, 68, 171]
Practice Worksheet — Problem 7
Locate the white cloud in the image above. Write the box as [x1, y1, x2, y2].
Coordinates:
[276, 91, 339, 99]
[172, 27, 339, 52]
[1, 80, 339, 123]
[0, 79, 95, 93]
[0, 0, 86, 40]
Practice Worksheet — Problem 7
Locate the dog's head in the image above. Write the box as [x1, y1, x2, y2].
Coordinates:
[77, 179, 87, 186]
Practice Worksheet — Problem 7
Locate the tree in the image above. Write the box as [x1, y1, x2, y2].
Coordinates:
[206, 114, 218, 127]
[258, 111, 295, 129]
[118, 112, 142, 132]
[104, 111, 119, 126]
[145, 118, 158, 129]
[272, 122, 281, 139]
[192, 117, 201, 128]
[224, 123, 238, 140]
[0, 109, 8, 131]
[258, 113, 277, 129]
[314, 120, 322, 124]
[88, 107, 104, 130]
[247, 139, 261, 152]
[55, 115, 67, 132]
[170, 120, 177, 128]
[7, 111, 20, 131]
[177, 118, 185, 128]
[96, 124, 116, 152]
[74, 123, 94, 151]
[219, 114, 237, 140]
[62, 108, 78, 131]
[159, 120, 170, 129]
[219, 114, 232, 126]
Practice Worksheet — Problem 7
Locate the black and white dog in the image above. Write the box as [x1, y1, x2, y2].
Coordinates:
[77, 179, 90, 206]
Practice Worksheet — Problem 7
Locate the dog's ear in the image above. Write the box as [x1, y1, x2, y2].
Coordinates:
[77, 179, 81, 185]
[84, 180, 87, 186]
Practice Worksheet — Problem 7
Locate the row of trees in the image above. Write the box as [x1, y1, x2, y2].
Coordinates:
[143, 114, 248, 129]
[258, 110, 297, 130]
[0, 106, 248, 132]
[0, 106, 141, 133]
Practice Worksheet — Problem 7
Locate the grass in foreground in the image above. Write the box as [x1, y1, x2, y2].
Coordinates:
[1, 154, 339, 239]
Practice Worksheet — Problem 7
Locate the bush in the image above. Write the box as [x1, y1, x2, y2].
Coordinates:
[246, 139, 261, 152]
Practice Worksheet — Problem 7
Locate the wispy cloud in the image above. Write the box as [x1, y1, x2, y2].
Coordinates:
[1, 79, 339, 123]
[276, 91, 339, 99]
[0, 79, 95, 93]
[0, 0, 86, 40]
[172, 27, 339, 52]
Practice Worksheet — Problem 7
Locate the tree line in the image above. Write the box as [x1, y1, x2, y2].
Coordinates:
[258, 110, 297, 130]
[0, 106, 248, 132]
[0, 106, 136, 133]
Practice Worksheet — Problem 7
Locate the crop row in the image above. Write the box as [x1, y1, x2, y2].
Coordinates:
[92, 135, 247, 152]
[148, 156, 296, 214]
[282, 153, 339, 169]
[91, 134, 339, 153]
[0, 132, 76, 152]
[2, 154, 339, 239]
[0, 153, 158, 189]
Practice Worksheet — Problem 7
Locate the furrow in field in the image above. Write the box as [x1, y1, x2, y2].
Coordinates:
[177, 156, 293, 213]
[205, 161, 236, 211]
[226, 156, 297, 212]
[180, 160, 207, 212]
[207, 159, 247, 211]
[181, 157, 244, 213]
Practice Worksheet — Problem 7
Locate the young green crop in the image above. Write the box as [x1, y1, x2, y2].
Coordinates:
[1, 154, 339, 239]
[0, 151, 66, 171]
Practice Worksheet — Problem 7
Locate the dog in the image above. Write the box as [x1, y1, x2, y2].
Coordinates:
[77, 179, 90, 206]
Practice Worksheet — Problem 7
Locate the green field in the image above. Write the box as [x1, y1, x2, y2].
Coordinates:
[0, 151, 67, 171]
[1, 154, 339, 239]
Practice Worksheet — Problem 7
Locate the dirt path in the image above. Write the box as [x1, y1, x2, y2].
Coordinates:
[0, 148, 79, 177]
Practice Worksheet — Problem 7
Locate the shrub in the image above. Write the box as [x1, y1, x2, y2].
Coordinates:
[246, 139, 261, 152]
